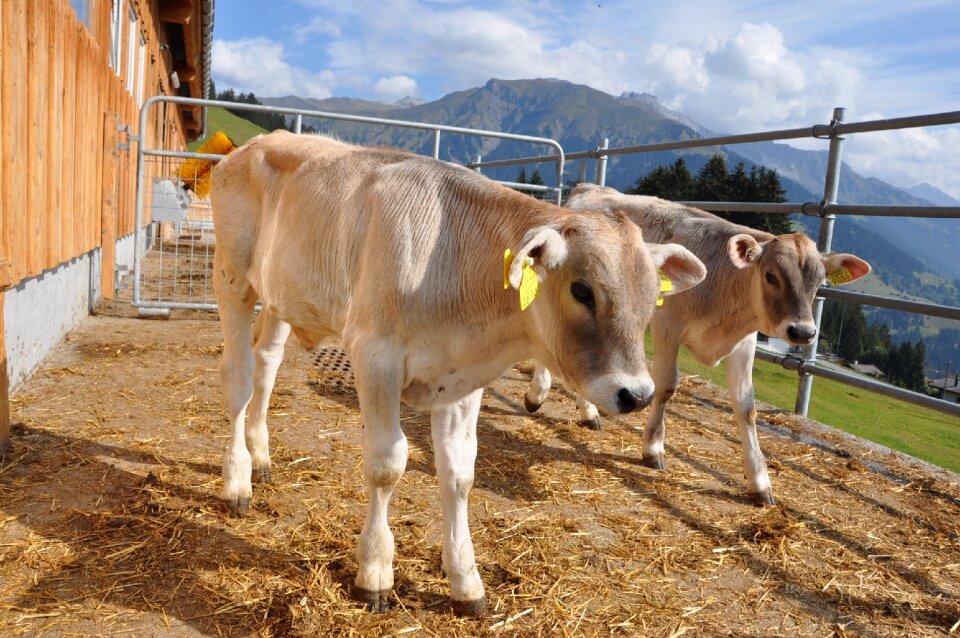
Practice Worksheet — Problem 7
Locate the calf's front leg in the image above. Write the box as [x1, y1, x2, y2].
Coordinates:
[725, 333, 775, 506]
[246, 309, 291, 484]
[642, 323, 681, 469]
[432, 388, 487, 616]
[524, 363, 552, 413]
[525, 363, 601, 430]
[350, 340, 408, 612]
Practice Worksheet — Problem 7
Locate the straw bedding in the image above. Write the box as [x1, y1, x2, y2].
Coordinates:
[1, 312, 958, 637]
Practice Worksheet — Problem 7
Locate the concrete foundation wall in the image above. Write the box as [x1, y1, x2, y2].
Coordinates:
[4, 227, 152, 394]
[5, 255, 95, 392]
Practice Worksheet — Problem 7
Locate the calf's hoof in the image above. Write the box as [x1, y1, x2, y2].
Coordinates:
[523, 395, 542, 414]
[225, 495, 251, 517]
[578, 418, 602, 431]
[748, 489, 776, 507]
[451, 596, 488, 618]
[353, 587, 391, 613]
[254, 467, 272, 484]
[641, 453, 665, 470]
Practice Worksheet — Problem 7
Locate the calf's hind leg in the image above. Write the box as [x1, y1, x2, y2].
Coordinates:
[214, 260, 257, 515]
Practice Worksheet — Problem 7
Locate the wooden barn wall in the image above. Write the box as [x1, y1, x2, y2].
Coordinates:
[0, 0, 190, 289]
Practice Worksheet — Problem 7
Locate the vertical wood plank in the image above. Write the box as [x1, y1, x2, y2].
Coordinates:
[73, 34, 88, 258]
[0, 0, 24, 284]
[46, 0, 65, 268]
[101, 112, 119, 300]
[26, 1, 50, 277]
[84, 39, 96, 253]
[61, 20, 78, 262]
[96, 53, 110, 251]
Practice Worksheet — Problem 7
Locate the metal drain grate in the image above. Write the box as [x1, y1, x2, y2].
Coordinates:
[309, 346, 355, 391]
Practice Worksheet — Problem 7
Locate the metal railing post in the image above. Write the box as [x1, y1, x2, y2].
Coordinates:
[596, 138, 609, 186]
[795, 107, 846, 416]
[433, 129, 441, 159]
[473, 155, 482, 173]
[294, 114, 302, 134]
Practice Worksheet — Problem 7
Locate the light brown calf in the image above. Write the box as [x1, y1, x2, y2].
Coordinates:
[210, 133, 706, 615]
[526, 184, 870, 506]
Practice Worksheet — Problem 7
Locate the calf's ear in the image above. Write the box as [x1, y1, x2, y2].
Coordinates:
[728, 234, 765, 268]
[822, 253, 871, 286]
[508, 226, 568, 289]
[647, 243, 707, 295]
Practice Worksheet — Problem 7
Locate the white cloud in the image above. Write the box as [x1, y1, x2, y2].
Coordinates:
[373, 75, 419, 100]
[212, 38, 335, 98]
[842, 121, 960, 201]
[293, 17, 341, 44]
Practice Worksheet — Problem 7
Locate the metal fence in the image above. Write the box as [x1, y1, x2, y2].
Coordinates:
[132, 95, 567, 313]
[131, 96, 960, 419]
[469, 106, 960, 419]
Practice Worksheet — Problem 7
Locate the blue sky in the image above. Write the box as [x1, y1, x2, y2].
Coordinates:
[212, 0, 960, 199]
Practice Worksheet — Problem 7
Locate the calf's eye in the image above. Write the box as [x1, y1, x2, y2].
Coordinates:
[765, 271, 778, 286]
[571, 280, 594, 307]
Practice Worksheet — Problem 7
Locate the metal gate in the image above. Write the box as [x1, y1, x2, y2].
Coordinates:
[131, 96, 566, 313]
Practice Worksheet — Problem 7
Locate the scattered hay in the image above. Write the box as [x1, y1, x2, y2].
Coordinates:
[1, 314, 959, 637]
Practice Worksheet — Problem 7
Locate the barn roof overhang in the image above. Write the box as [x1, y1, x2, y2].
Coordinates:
[160, 0, 214, 140]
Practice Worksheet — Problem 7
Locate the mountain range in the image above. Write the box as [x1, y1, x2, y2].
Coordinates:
[261, 79, 960, 286]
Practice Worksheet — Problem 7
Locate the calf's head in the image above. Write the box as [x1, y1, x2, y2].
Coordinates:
[728, 233, 870, 345]
[508, 213, 705, 415]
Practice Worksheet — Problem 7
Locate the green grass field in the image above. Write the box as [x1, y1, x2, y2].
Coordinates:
[671, 342, 960, 473]
[188, 106, 268, 151]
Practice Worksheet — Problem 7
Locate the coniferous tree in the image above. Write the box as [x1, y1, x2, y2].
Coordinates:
[629, 158, 696, 200]
[836, 303, 867, 362]
[695, 156, 729, 201]
[906, 341, 928, 393]
[633, 155, 791, 234]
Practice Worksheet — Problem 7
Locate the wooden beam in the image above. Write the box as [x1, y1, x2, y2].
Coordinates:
[160, 0, 192, 24]
[174, 62, 196, 83]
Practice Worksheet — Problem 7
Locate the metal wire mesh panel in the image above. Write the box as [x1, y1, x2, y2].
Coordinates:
[139, 153, 218, 309]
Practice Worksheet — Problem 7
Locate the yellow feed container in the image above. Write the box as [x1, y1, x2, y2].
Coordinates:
[176, 131, 237, 198]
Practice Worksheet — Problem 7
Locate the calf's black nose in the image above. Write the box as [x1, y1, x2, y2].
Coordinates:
[617, 388, 652, 413]
[786, 323, 817, 343]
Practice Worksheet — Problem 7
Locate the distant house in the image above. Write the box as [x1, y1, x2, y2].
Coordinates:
[929, 375, 960, 403]
[849, 362, 885, 379]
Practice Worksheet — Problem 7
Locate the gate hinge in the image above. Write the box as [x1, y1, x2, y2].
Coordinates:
[117, 124, 134, 154]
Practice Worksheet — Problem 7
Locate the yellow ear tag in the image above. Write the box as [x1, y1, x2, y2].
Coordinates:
[827, 266, 853, 286]
[503, 248, 539, 311]
[656, 269, 673, 307]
